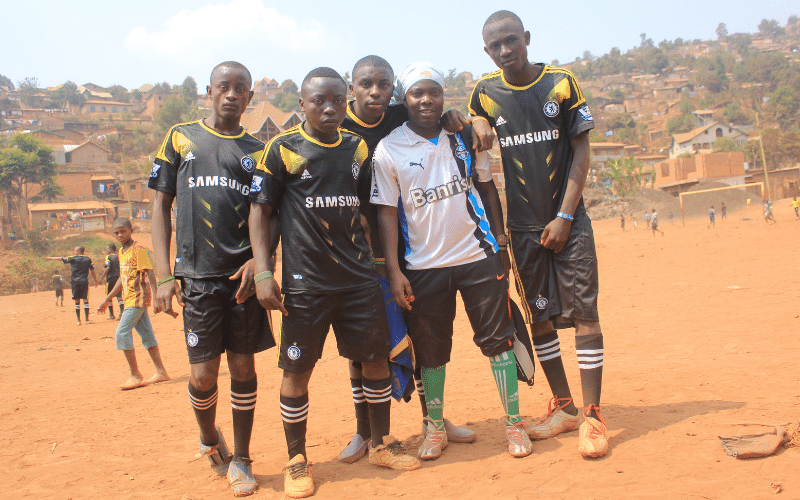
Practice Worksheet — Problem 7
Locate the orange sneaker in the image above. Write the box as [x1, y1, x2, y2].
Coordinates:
[526, 396, 580, 440]
[578, 404, 609, 458]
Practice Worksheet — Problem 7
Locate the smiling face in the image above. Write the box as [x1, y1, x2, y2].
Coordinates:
[350, 65, 394, 124]
[404, 80, 444, 138]
[483, 18, 531, 78]
[206, 65, 253, 122]
[300, 77, 347, 142]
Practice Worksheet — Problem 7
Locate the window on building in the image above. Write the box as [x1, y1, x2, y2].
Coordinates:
[90, 106, 96, 112]
[716, 128, 723, 138]
[112, 107, 117, 113]
[101, 107, 106, 112]
[130, 184, 136, 190]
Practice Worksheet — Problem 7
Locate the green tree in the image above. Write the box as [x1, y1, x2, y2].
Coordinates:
[343, 72, 351, 87]
[728, 33, 752, 55]
[608, 88, 625, 104]
[716, 23, 728, 40]
[758, 19, 785, 40]
[767, 85, 800, 127]
[0, 74, 14, 89]
[271, 91, 301, 112]
[107, 84, 129, 103]
[180, 76, 198, 105]
[607, 156, 649, 197]
[51, 81, 83, 106]
[723, 101, 752, 124]
[0, 135, 59, 229]
[712, 137, 741, 152]
[281, 79, 299, 93]
[155, 96, 189, 133]
[17, 77, 40, 107]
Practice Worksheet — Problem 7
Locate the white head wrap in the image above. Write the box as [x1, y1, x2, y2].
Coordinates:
[394, 61, 445, 101]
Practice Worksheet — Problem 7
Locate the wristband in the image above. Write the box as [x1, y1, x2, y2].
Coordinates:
[373, 258, 386, 265]
[498, 245, 508, 251]
[254, 271, 273, 283]
[556, 211, 574, 222]
[157, 276, 175, 286]
[472, 116, 490, 124]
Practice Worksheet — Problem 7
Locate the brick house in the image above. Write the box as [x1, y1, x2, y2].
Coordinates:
[669, 121, 749, 158]
[654, 152, 747, 195]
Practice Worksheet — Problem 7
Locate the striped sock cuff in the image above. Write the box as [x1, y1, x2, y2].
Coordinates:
[363, 377, 392, 404]
[280, 394, 309, 424]
[415, 378, 425, 396]
[351, 378, 366, 404]
[84, 303, 90, 308]
[534, 330, 561, 362]
[576, 334, 604, 370]
[230, 377, 257, 411]
[189, 383, 218, 411]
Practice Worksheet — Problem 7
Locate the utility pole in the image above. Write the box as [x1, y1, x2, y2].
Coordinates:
[755, 113, 772, 201]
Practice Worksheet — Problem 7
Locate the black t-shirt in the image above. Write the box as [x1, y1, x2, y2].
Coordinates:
[468, 65, 595, 231]
[52, 274, 63, 290]
[250, 124, 375, 294]
[342, 102, 408, 204]
[105, 254, 120, 280]
[62, 255, 94, 284]
[148, 120, 266, 279]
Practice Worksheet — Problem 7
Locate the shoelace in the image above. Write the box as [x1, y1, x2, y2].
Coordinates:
[507, 424, 526, 445]
[384, 441, 406, 456]
[537, 396, 574, 425]
[286, 461, 310, 479]
[584, 404, 607, 436]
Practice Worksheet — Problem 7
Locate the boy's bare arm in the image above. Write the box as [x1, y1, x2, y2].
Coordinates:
[91, 269, 99, 286]
[97, 278, 123, 313]
[477, 179, 511, 274]
[151, 191, 183, 316]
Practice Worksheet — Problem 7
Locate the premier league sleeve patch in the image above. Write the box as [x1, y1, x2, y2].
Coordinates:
[150, 163, 161, 178]
[250, 175, 264, 193]
[578, 105, 593, 121]
[241, 155, 255, 172]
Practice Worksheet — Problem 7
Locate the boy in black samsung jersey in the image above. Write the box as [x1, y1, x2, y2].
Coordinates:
[47, 246, 99, 325]
[338, 55, 476, 464]
[150, 61, 273, 497]
[250, 67, 420, 499]
[470, 11, 608, 458]
[99, 243, 123, 320]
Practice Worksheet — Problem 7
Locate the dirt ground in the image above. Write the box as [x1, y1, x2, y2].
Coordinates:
[1, 200, 799, 500]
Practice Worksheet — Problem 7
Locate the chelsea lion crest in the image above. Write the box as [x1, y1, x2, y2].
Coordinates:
[543, 101, 559, 118]
[352, 161, 360, 179]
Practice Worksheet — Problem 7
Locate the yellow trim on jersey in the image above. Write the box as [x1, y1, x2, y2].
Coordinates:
[155, 121, 195, 162]
[354, 138, 369, 165]
[256, 126, 302, 174]
[508, 236, 533, 324]
[198, 118, 248, 139]
[346, 102, 385, 129]
[280, 144, 309, 175]
[501, 65, 548, 91]
[468, 70, 502, 116]
[298, 122, 342, 148]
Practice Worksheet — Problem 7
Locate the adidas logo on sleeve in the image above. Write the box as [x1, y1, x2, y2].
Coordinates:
[495, 116, 507, 126]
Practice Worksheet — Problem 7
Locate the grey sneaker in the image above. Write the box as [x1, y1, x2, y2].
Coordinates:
[228, 457, 258, 497]
[196, 425, 232, 475]
[338, 433, 369, 463]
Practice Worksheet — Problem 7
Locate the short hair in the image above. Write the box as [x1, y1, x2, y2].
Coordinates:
[76, 246, 85, 254]
[108, 243, 117, 252]
[352, 56, 394, 79]
[210, 61, 252, 86]
[483, 10, 524, 30]
[302, 67, 346, 89]
[112, 217, 132, 229]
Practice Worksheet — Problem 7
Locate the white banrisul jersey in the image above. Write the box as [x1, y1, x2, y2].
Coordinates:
[371, 124, 497, 270]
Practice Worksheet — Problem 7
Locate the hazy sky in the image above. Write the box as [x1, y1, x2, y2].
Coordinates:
[1, 0, 797, 90]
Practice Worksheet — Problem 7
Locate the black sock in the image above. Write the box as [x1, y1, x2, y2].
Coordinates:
[414, 367, 428, 419]
[118, 300, 124, 313]
[281, 393, 309, 459]
[363, 377, 392, 447]
[108, 303, 114, 316]
[84, 303, 90, 320]
[188, 382, 218, 446]
[75, 304, 81, 321]
[231, 377, 257, 459]
[577, 333, 604, 419]
[350, 378, 371, 439]
[533, 330, 577, 415]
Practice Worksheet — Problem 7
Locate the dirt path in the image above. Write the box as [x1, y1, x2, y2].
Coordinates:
[1, 201, 798, 499]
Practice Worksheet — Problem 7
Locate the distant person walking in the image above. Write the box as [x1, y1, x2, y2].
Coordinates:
[644, 211, 651, 229]
[631, 214, 638, 229]
[720, 202, 727, 220]
[790, 197, 799, 219]
[650, 209, 663, 237]
[668, 211, 674, 225]
[708, 206, 716, 229]
[620, 214, 625, 231]
[763, 200, 776, 224]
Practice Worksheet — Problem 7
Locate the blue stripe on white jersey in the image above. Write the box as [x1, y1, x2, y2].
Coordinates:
[456, 133, 498, 253]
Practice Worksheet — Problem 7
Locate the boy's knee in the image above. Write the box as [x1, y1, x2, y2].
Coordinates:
[531, 320, 555, 337]
[190, 361, 221, 391]
[226, 353, 256, 381]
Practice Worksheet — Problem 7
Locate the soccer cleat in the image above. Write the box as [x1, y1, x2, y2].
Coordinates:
[418, 419, 448, 460]
[505, 421, 533, 458]
[368, 435, 421, 471]
[227, 457, 258, 497]
[283, 454, 314, 498]
[421, 418, 476, 443]
[526, 396, 580, 440]
[338, 433, 369, 463]
[578, 405, 609, 458]
[196, 425, 233, 475]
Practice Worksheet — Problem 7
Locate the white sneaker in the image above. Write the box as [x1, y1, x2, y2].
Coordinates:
[421, 418, 476, 443]
[526, 396, 580, 440]
[418, 419, 448, 460]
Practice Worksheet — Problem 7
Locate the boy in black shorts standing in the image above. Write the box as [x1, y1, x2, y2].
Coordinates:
[53, 270, 64, 307]
[47, 246, 99, 325]
[250, 67, 420, 499]
[338, 55, 476, 463]
[471, 11, 608, 457]
[372, 62, 532, 460]
[99, 243, 124, 319]
[150, 61, 273, 497]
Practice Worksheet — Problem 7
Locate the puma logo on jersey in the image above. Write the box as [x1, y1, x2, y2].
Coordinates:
[495, 116, 507, 126]
[301, 170, 312, 179]
[498, 129, 560, 148]
[409, 158, 424, 169]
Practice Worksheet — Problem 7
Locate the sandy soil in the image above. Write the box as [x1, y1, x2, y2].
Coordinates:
[1, 200, 799, 500]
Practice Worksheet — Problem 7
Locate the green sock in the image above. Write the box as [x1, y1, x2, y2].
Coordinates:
[490, 351, 521, 426]
[421, 365, 446, 430]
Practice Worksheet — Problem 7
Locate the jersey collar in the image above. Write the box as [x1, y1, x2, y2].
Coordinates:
[299, 121, 342, 148]
[501, 63, 547, 91]
[401, 122, 447, 146]
[347, 101, 384, 129]
[199, 119, 247, 139]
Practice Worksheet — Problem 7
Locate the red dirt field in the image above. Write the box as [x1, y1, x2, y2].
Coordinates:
[1, 200, 798, 500]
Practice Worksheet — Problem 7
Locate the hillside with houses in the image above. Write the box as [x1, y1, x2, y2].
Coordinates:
[1, 17, 799, 238]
